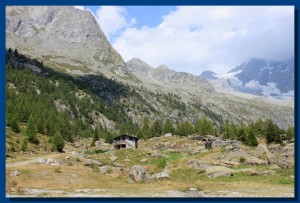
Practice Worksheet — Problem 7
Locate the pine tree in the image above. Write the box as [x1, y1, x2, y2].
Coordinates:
[21, 138, 28, 151]
[237, 126, 249, 145]
[10, 117, 20, 133]
[141, 117, 151, 138]
[247, 128, 258, 147]
[150, 120, 162, 137]
[52, 132, 65, 152]
[26, 115, 39, 144]
[176, 121, 194, 136]
[265, 119, 281, 144]
[91, 128, 100, 147]
[286, 126, 294, 140]
[162, 119, 174, 134]
[37, 117, 45, 135]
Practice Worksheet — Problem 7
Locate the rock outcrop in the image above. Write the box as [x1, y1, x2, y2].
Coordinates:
[128, 165, 150, 183]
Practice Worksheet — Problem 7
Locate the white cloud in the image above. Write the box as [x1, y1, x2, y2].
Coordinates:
[110, 6, 294, 75]
[74, 6, 85, 10]
[94, 6, 136, 40]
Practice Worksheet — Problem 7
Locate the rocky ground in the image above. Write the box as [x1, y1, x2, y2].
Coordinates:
[6, 134, 294, 197]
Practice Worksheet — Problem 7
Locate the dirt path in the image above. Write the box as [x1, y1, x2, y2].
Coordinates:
[6, 153, 63, 168]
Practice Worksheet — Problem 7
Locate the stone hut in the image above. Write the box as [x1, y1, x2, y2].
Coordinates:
[113, 134, 139, 150]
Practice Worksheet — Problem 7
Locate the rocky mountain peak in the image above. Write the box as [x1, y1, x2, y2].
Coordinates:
[156, 65, 169, 70]
[6, 6, 129, 78]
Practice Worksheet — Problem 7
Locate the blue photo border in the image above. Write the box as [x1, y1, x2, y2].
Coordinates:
[1, 0, 299, 203]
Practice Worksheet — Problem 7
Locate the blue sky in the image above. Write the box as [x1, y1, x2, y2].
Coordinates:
[75, 6, 294, 75]
[86, 6, 176, 28]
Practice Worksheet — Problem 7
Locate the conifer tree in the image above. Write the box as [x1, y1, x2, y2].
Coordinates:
[10, 117, 20, 133]
[247, 128, 258, 147]
[52, 131, 65, 152]
[142, 117, 151, 138]
[26, 115, 39, 144]
[150, 120, 162, 137]
[286, 126, 294, 140]
[162, 119, 174, 134]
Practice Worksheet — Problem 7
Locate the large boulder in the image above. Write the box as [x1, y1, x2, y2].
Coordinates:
[187, 160, 211, 173]
[151, 169, 170, 180]
[128, 165, 150, 183]
[268, 144, 286, 154]
[275, 158, 294, 169]
[84, 159, 104, 167]
[252, 144, 276, 164]
[205, 166, 235, 176]
[99, 165, 111, 174]
[163, 133, 173, 138]
[224, 150, 266, 165]
[46, 158, 60, 165]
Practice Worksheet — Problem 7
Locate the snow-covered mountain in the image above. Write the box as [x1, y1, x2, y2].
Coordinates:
[201, 58, 294, 98]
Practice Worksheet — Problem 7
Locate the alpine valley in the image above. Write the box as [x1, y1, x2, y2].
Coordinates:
[5, 6, 295, 197]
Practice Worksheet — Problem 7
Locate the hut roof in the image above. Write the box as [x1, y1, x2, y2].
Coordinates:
[113, 134, 139, 140]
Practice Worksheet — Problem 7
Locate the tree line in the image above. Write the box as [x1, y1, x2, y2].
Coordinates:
[6, 48, 294, 152]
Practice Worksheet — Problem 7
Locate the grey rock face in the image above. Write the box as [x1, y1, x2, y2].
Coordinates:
[231, 58, 294, 94]
[6, 6, 130, 78]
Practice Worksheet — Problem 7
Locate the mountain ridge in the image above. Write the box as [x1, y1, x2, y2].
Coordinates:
[6, 6, 294, 129]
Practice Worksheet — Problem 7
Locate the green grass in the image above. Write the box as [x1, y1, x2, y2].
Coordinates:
[84, 149, 107, 155]
[170, 167, 295, 186]
[140, 152, 183, 172]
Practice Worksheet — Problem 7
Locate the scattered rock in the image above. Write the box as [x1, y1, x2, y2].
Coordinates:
[290, 175, 294, 179]
[151, 169, 170, 180]
[225, 149, 266, 165]
[46, 158, 60, 165]
[109, 156, 119, 162]
[208, 171, 233, 178]
[261, 170, 276, 176]
[187, 160, 211, 173]
[84, 159, 104, 167]
[252, 144, 276, 164]
[71, 151, 78, 156]
[268, 164, 281, 170]
[113, 163, 125, 167]
[124, 159, 131, 162]
[36, 158, 47, 164]
[128, 165, 150, 183]
[65, 156, 70, 159]
[150, 151, 164, 158]
[275, 158, 293, 169]
[219, 160, 240, 166]
[111, 167, 122, 174]
[99, 165, 111, 174]
[250, 171, 260, 176]
[237, 168, 257, 174]
[188, 188, 198, 192]
[250, 170, 275, 176]
[10, 170, 20, 176]
[205, 166, 235, 176]
[163, 133, 172, 137]
[140, 158, 148, 163]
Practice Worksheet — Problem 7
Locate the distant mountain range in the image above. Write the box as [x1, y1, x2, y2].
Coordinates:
[201, 58, 294, 98]
[5, 6, 294, 129]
